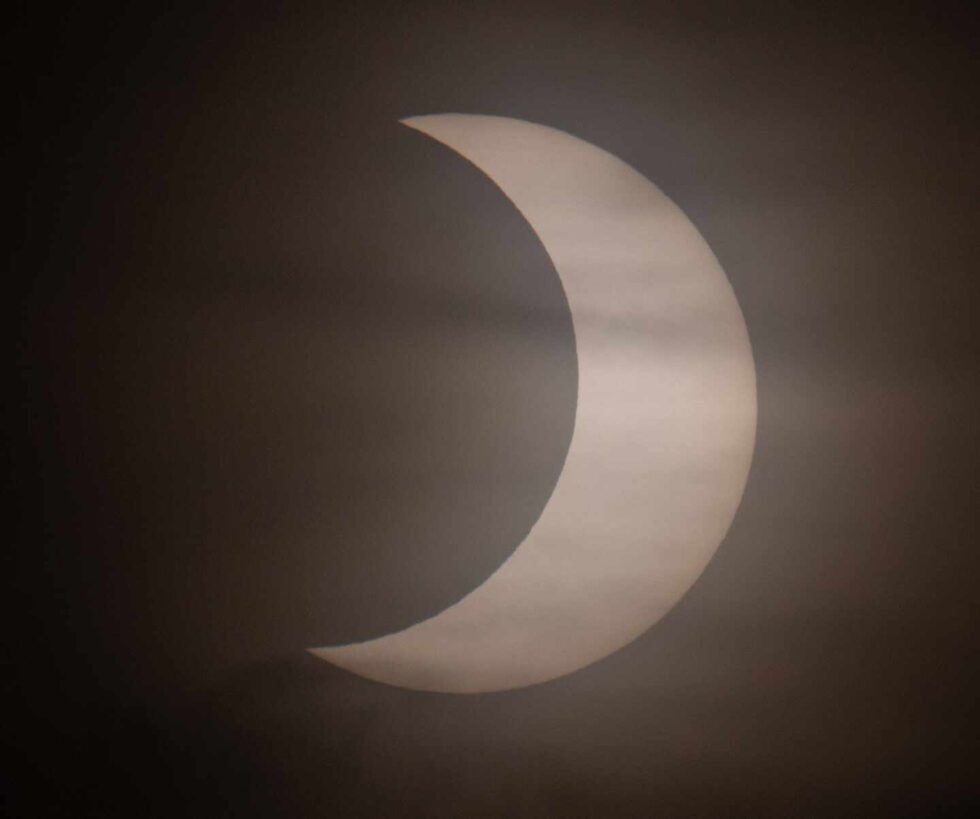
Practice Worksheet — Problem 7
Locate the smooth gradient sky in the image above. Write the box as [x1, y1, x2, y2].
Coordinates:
[10, 2, 978, 816]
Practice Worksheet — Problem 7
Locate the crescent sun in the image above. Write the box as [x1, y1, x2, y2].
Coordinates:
[309, 114, 757, 693]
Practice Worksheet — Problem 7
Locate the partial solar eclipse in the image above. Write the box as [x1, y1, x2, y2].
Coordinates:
[310, 114, 756, 693]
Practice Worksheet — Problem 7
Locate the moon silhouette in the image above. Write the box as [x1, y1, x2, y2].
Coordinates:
[310, 114, 756, 693]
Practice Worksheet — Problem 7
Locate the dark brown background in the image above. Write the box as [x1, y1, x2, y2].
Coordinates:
[9, 1, 978, 815]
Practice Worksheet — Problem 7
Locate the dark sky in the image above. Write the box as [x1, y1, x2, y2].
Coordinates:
[9, 1, 978, 816]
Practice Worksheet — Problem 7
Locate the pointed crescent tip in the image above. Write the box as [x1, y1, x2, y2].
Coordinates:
[307, 646, 340, 657]
[397, 115, 451, 145]
[398, 114, 430, 128]
[399, 113, 477, 134]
